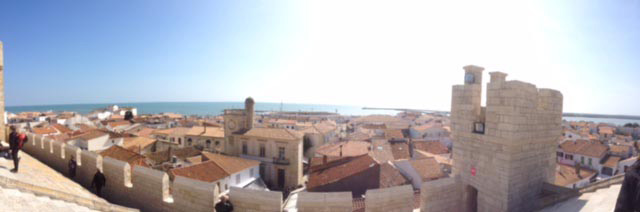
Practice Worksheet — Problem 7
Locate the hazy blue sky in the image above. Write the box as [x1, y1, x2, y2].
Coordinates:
[0, 0, 639, 115]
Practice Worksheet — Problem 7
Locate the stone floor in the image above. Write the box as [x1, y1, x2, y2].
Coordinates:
[0, 148, 114, 211]
[539, 184, 621, 212]
[0, 187, 98, 211]
[0, 149, 105, 202]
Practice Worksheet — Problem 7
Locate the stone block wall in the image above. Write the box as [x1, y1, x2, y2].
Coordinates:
[229, 187, 283, 212]
[364, 185, 414, 212]
[102, 157, 133, 206]
[172, 176, 217, 212]
[296, 191, 352, 212]
[22, 132, 436, 212]
[131, 166, 171, 212]
[451, 67, 563, 212]
[420, 176, 462, 212]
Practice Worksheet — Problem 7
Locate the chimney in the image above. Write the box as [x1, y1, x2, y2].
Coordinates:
[323, 155, 327, 165]
[339, 145, 343, 157]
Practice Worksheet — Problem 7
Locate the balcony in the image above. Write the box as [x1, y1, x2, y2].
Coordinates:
[240, 154, 273, 163]
[273, 157, 290, 165]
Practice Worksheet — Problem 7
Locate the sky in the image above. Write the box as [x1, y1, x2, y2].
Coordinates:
[0, 0, 639, 115]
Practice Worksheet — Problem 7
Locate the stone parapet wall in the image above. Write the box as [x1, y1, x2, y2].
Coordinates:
[229, 187, 283, 212]
[364, 185, 414, 212]
[296, 191, 352, 212]
[420, 176, 462, 212]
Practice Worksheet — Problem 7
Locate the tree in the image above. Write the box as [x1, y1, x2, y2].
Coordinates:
[124, 111, 134, 121]
[623, 123, 640, 128]
[303, 136, 313, 155]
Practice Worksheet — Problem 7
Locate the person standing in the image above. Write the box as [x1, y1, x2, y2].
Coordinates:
[214, 195, 234, 212]
[68, 156, 77, 178]
[8, 126, 27, 173]
[91, 170, 106, 197]
[614, 156, 640, 212]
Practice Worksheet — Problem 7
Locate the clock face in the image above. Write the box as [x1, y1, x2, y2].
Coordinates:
[228, 120, 237, 130]
[465, 73, 475, 84]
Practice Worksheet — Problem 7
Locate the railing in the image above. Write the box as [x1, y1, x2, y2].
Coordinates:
[273, 157, 290, 165]
[240, 154, 273, 163]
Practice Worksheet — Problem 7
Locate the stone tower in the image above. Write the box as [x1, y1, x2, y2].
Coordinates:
[0, 41, 5, 140]
[223, 97, 255, 155]
[450, 65, 562, 212]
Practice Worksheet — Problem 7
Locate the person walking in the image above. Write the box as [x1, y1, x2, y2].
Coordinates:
[8, 126, 27, 173]
[91, 170, 106, 197]
[614, 156, 640, 212]
[68, 156, 77, 178]
[214, 195, 234, 212]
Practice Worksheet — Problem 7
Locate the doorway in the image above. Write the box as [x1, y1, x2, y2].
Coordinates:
[277, 169, 286, 189]
[465, 185, 478, 212]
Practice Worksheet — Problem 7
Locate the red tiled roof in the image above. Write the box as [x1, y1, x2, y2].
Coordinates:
[307, 155, 378, 189]
[390, 142, 410, 160]
[555, 163, 596, 186]
[201, 152, 260, 175]
[413, 141, 449, 155]
[170, 160, 229, 182]
[560, 140, 608, 158]
[51, 124, 72, 134]
[32, 127, 57, 135]
[99, 145, 148, 167]
[409, 157, 445, 181]
[378, 162, 409, 187]
[315, 141, 370, 157]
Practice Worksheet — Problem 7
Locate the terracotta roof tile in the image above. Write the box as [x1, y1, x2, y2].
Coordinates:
[560, 140, 608, 158]
[315, 141, 370, 157]
[554, 163, 596, 186]
[99, 146, 148, 167]
[308, 155, 378, 189]
[51, 124, 72, 134]
[170, 160, 228, 182]
[32, 127, 58, 135]
[390, 142, 410, 160]
[409, 157, 445, 181]
[413, 141, 449, 155]
[201, 152, 260, 174]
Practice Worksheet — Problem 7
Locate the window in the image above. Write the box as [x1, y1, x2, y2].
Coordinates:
[170, 137, 175, 142]
[225, 184, 228, 190]
[187, 139, 192, 146]
[557, 152, 564, 157]
[236, 174, 241, 184]
[259, 143, 266, 157]
[206, 140, 211, 148]
[473, 122, 485, 134]
[581, 157, 584, 164]
[242, 142, 248, 154]
[565, 154, 573, 160]
[217, 182, 221, 191]
[278, 147, 285, 159]
[250, 168, 254, 177]
[215, 140, 220, 146]
[588, 158, 592, 166]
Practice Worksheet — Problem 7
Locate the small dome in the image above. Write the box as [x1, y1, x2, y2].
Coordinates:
[245, 97, 255, 105]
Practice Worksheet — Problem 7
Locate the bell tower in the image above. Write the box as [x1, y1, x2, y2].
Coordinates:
[451, 65, 562, 212]
[223, 97, 256, 155]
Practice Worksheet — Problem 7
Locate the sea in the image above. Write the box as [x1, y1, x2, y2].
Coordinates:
[6, 102, 640, 126]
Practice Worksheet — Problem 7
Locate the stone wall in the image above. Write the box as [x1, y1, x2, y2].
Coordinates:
[229, 187, 283, 212]
[451, 67, 563, 212]
[21, 132, 432, 212]
[364, 185, 414, 212]
[420, 176, 462, 212]
[296, 191, 352, 212]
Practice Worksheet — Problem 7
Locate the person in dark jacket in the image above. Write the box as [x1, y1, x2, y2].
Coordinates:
[615, 158, 640, 212]
[68, 156, 77, 178]
[91, 170, 106, 197]
[214, 195, 233, 212]
[8, 126, 22, 173]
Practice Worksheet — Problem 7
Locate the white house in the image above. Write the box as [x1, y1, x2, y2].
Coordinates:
[66, 130, 115, 151]
[170, 152, 261, 195]
[557, 140, 608, 176]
